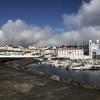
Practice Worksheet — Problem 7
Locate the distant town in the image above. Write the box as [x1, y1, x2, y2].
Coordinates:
[0, 41, 87, 59]
[0, 40, 100, 70]
[0, 40, 98, 59]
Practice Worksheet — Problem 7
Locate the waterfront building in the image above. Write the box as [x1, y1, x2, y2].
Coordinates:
[0, 45, 24, 56]
[57, 47, 84, 60]
[43, 47, 57, 55]
[42, 47, 57, 60]
[28, 46, 42, 57]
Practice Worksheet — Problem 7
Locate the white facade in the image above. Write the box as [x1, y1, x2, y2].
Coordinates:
[57, 48, 84, 60]
[28, 45, 42, 55]
[89, 40, 100, 59]
[0, 45, 24, 56]
[43, 48, 56, 55]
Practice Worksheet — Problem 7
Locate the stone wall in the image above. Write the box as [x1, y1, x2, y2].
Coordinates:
[0, 58, 40, 69]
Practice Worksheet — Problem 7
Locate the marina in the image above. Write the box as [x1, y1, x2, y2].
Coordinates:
[27, 63, 100, 89]
[41, 59, 100, 70]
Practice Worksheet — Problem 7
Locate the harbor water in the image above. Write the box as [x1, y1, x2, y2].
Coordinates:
[27, 64, 100, 88]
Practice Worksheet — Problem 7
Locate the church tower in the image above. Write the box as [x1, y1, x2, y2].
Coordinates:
[89, 40, 92, 59]
[89, 40, 100, 59]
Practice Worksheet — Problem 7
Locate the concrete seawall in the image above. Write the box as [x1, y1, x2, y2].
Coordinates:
[0, 58, 40, 69]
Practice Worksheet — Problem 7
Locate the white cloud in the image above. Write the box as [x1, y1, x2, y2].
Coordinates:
[63, 0, 100, 27]
[1, 19, 53, 46]
[1, 19, 100, 46]
[61, 0, 100, 43]
[1, 19, 84, 46]
[1, 0, 100, 47]
[0, 31, 6, 43]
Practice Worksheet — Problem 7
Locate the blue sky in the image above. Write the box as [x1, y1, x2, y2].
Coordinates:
[0, 0, 90, 28]
[0, 0, 100, 46]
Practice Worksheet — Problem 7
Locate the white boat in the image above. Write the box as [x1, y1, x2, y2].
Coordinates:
[69, 65, 83, 70]
[43, 60, 69, 69]
[82, 64, 93, 70]
[69, 63, 93, 70]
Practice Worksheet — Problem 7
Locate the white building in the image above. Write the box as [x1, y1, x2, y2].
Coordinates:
[89, 40, 100, 59]
[43, 47, 56, 55]
[28, 46, 42, 57]
[0, 45, 24, 56]
[42, 47, 57, 59]
[57, 47, 84, 60]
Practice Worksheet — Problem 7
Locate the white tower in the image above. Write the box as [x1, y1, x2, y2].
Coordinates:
[96, 40, 100, 54]
[96, 40, 99, 43]
[89, 40, 100, 60]
[89, 40, 92, 59]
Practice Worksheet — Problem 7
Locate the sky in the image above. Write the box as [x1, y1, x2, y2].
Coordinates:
[0, 0, 89, 27]
[0, 0, 100, 46]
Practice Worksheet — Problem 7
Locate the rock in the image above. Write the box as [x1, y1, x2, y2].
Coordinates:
[49, 75, 61, 81]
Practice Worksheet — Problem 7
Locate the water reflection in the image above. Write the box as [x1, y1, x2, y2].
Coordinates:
[27, 64, 100, 86]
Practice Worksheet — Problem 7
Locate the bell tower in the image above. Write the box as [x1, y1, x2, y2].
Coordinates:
[89, 40, 92, 59]
[89, 40, 100, 59]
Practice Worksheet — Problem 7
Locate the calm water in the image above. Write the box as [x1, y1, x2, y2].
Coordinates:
[27, 64, 100, 86]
